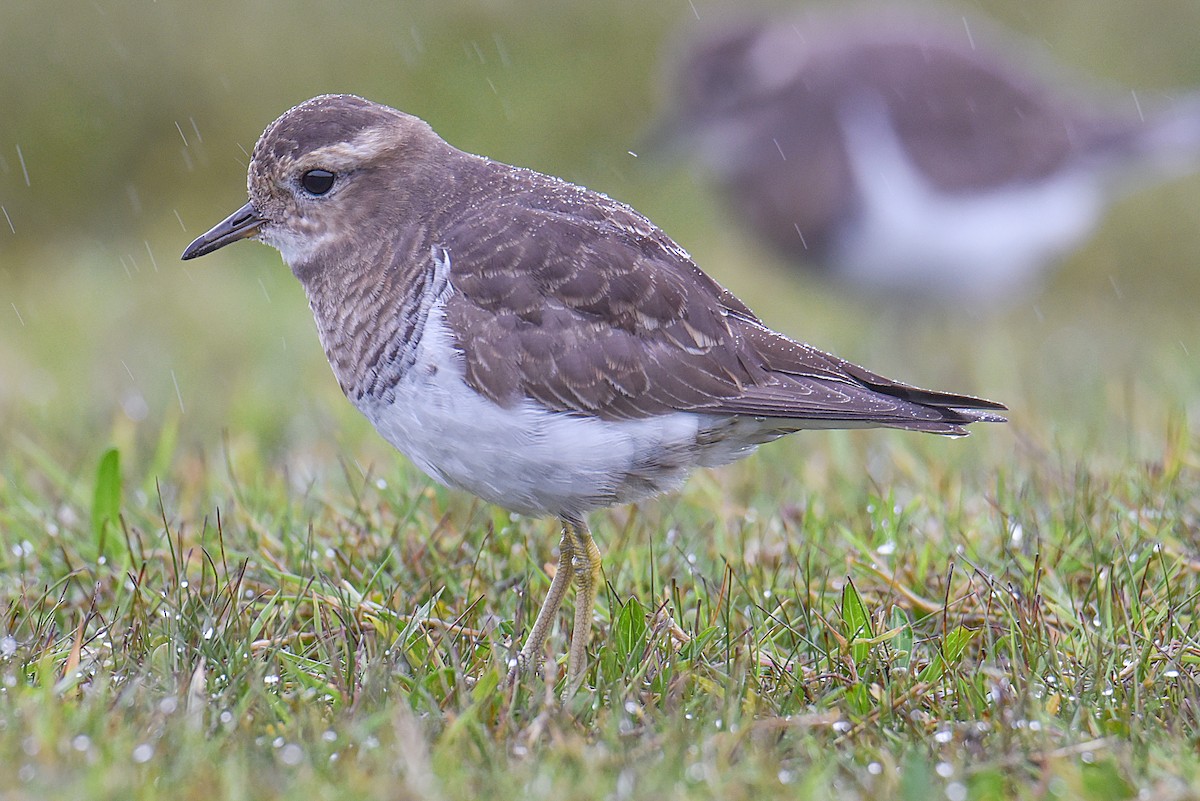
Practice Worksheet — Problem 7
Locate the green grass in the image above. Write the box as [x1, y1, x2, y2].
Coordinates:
[1, 242, 1199, 799]
[2, 2, 1200, 796]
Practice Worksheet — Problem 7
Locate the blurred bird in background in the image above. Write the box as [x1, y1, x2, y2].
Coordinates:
[654, 5, 1200, 305]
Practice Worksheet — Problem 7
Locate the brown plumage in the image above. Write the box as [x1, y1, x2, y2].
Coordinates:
[435, 159, 999, 431]
[658, 7, 1200, 300]
[182, 94, 1004, 695]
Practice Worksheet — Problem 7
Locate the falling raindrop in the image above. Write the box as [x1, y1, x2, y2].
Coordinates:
[961, 17, 975, 50]
[15, 145, 29, 186]
[170, 370, 185, 413]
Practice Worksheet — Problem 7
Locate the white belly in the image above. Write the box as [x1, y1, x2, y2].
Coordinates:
[833, 96, 1104, 303]
[357, 307, 739, 519]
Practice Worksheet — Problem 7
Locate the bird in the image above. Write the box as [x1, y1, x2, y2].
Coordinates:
[656, 7, 1200, 304]
[181, 94, 1005, 694]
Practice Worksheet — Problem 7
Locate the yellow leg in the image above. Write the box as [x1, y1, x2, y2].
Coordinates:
[564, 517, 603, 696]
[508, 526, 575, 684]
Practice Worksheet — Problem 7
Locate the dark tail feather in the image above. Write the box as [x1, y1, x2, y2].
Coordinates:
[836, 361, 1007, 435]
[889, 404, 1007, 437]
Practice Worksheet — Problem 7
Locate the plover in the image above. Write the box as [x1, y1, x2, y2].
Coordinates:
[182, 94, 1005, 693]
[658, 8, 1200, 303]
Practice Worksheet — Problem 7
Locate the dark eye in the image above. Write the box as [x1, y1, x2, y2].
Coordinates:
[300, 169, 336, 196]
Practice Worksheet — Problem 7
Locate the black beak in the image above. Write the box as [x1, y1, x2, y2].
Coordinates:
[180, 201, 265, 260]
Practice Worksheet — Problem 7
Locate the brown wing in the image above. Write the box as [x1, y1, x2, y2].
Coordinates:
[442, 171, 1004, 432]
[704, 17, 1139, 259]
[800, 22, 1137, 192]
[860, 42, 1081, 190]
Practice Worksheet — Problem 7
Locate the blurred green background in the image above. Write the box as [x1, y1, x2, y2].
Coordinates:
[2, 0, 1199, 491]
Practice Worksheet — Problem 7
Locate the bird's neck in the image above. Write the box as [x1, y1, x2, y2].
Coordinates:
[299, 224, 452, 407]
[293, 149, 506, 404]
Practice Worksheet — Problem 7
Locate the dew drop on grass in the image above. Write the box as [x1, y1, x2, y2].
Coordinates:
[72, 735, 91, 752]
[322, 730, 337, 743]
[867, 762, 882, 775]
[264, 675, 279, 686]
[131, 743, 153, 764]
[777, 770, 795, 785]
[279, 744, 303, 765]
[877, 541, 896, 555]
[934, 729, 953, 743]
[1165, 669, 1180, 678]
[935, 762, 953, 778]
[946, 782, 967, 801]
[0, 636, 16, 657]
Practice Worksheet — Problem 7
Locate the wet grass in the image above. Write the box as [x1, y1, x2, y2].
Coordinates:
[2, 2, 1200, 793]
[1, 238, 1199, 800]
